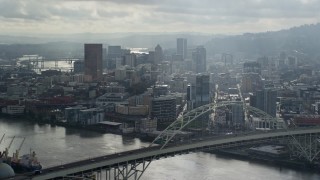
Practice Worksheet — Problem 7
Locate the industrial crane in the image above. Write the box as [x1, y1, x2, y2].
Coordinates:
[3, 136, 15, 158]
[0, 134, 5, 158]
[0, 134, 5, 144]
[13, 137, 26, 160]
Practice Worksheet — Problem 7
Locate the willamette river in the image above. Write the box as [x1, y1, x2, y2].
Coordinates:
[1, 118, 320, 180]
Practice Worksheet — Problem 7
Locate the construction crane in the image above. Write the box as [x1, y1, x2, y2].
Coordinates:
[13, 137, 26, 160]
[0, 134, 5, 158]
[4, 136, 15, 158]
[17, 137, 25, 152]
[0, 134, 5, 144]
[7, 136, 15, 151]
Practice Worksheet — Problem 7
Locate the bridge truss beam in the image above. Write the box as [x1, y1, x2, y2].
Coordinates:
[151, 101, 284, 149]
[61, 158, 154, 180]
[287, 133, 320, 162]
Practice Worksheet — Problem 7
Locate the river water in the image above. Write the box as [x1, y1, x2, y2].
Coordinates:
[0, 118, 319, 180]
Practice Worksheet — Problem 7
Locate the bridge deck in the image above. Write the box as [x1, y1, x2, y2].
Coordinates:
[9, 127, 320, 180]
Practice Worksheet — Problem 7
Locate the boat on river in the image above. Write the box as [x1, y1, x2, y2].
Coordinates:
[10, 150, 42, 173]
[0, 135, 42, 173]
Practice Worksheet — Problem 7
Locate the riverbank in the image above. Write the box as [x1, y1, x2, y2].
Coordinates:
[0, 114, 156, 143]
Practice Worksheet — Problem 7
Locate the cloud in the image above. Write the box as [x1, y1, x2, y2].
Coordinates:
[0, 0, 319, 34]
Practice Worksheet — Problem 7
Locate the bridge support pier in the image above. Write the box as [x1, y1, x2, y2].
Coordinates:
[287, 133, 320, 162]
[107, 159, 152, 180]
[66, 159, 153, 180]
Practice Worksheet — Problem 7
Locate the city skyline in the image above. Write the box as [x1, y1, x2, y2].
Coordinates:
[0, 0, 319, 35]
[1, 1, 320, 179]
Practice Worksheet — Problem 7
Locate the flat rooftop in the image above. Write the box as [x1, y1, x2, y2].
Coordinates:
[98, 121, 122, 126]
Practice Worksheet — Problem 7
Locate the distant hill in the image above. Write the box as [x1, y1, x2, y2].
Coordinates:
[1, 23, 320, 62]
[0, 33, 214, 59]
[0, 32, 216, 48]
[205, 23, 320, 61]
[0, 33, 216, 60]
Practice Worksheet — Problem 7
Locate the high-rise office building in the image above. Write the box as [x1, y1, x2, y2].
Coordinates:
[243, 62, 261, 75]
[73, 60, 84, 74]
[151, 96, 176, 130]
[84, 44, 103, 81]
[241, 73, 263, 93]
[257, 56, 269, 69]
[250, 88, 277, 117]
[107, 46, 122, 69]
[108, 46, 122, 58]
[148, 51, 155, 64]
[192, 46, 206, 73]
[177, 38, 187, 59]
[195, 74, 210, 108]
[124, 53, 137, 67]
[278, 51, 286, 69]
[187, 84, 196, 110]
[153, 85, 169, 97]
[154, 44, 164, 63]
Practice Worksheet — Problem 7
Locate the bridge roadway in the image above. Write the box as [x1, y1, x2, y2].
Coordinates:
[10, 127, 320, 180]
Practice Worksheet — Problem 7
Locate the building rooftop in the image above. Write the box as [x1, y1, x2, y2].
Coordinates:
[98, 121, 122, 126]
[80, 108, 103, 112]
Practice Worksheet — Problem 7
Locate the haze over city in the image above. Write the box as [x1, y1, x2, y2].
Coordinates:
[2, 0, 320, 180]
[0, 0, 319, 35]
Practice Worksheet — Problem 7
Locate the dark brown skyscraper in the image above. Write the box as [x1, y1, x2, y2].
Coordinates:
[84, 44, 103, 81]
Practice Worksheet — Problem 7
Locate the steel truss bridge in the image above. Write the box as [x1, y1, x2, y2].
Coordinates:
[11, 102, 320, 180]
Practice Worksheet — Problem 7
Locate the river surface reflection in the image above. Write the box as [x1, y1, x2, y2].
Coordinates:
[0, 118, 319, 180]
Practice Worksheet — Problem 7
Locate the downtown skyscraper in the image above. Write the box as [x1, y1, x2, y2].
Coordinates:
[192, 46, 206, 73]
[195, 74, 210, 108]
[177, 38, 187, 59]
[154, 44, 164, 63]
[84, 44, 103, 81]
[250, 88, 277, 117]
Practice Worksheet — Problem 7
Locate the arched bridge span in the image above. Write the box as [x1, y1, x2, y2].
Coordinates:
[27, 127, 320, 180]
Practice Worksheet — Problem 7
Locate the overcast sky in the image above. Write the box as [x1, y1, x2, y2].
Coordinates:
[0, 0, 319, 35]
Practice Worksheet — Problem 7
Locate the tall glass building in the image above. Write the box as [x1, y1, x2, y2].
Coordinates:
[195, 74, 210, 108]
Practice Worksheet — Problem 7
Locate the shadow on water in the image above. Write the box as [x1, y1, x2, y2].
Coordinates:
[65, 127, 103, 138]
[0, 117, 32, 126]
[122, 135, 136, 145]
